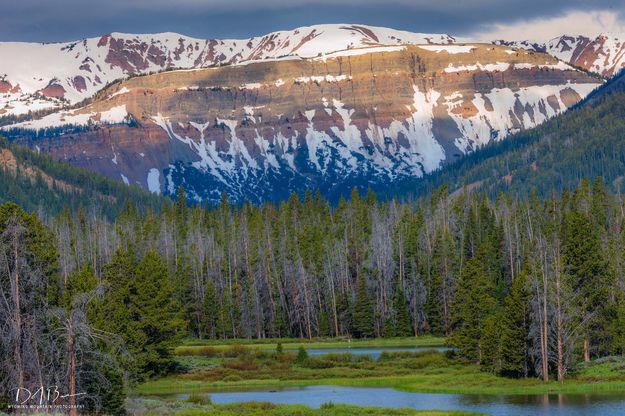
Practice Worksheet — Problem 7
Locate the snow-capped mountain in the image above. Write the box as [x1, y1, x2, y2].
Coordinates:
[0, 24, 454, 117]
[496, 33, 625, 77]
[3, 40, 600, 203]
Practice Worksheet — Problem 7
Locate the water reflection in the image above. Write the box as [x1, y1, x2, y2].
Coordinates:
[297, 346, 450, 359]
[174, 385, 625, 416]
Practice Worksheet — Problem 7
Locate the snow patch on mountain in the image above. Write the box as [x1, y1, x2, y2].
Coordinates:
[147, 168, 161, 194]
[418, 45, 475, 54]
[496, 33, 625, 77]
[0, 24, 454, 116]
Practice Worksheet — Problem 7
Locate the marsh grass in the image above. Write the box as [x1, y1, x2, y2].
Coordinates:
[138, 351, 625, 396]
[128, 397, 482, 416]
[175, 336, 445, 356]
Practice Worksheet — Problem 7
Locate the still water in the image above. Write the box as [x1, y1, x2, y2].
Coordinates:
[294, 346, 450, 359]
[176, 385, 625, 416]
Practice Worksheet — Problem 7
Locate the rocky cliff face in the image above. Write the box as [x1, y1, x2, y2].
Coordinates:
[0, 24, 453, 117]
[2, 25, 622, 120]
[496, 33, 625, 77]
[4, 43, 599, 203]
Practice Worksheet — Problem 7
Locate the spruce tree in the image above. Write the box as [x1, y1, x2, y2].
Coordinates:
[500, 270, 530, 377]
[201, 280, 219, 339]
[352, 274, 375, 338]
[449, 248, 497, 363]
[609, 293, 625, 356]
[480, 314, 502, 373]
[563, 210, 609, 360]
[98, 250, 186, 379]
[427, 230, 456, 335]
[392, 286, 412, 337]
[133, 251, 187, 377]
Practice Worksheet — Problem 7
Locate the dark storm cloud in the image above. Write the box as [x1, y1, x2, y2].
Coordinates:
[2, 0, 624, 42]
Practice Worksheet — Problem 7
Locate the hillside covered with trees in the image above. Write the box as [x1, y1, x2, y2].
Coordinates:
[394, 69, 625, 200]
[0, 138, 165, 218]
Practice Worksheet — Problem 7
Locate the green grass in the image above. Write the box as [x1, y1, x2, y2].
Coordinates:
[175, 336, 445, 356]
[139, 350, 625, 396]
[127, 397, 482, 415]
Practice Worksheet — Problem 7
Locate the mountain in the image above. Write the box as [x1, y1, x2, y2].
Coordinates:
[495, 33, 625, 77]
[0, 137, 164, 216]
[393, 68, 625, 199]
[0, 24, 454, 118]
[3, 39, 599, 203]
[3, 25, 621, 121]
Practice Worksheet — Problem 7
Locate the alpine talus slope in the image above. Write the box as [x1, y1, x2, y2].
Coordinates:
[5, 42, 599, 203]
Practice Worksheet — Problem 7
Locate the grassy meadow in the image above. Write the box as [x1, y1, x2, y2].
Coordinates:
[138, 339, 625, 397]
[128, 397, 483, 416]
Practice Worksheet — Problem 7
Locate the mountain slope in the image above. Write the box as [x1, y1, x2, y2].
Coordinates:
[394, 69, 625, 199]
[496, 33, 625, 77]
[3, 24, 622, 120]
[0, 138, 165, 216]
[0, 24, 454, 117]
[3, 43, 599, 203]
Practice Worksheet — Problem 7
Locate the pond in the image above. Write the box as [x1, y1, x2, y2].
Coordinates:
[175, 385, 625, 416]
[291, 346, 450, 359]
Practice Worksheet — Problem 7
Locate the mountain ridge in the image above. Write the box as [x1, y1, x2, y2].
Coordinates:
[0, 24, 454, 117]
[495, 32, 625, 77]
[2, 23, 622, 204]
[2, 24, 623, 119]
[3, 41, 599, 203]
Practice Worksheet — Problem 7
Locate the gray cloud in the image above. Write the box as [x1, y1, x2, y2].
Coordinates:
[1, 0, 624, 42]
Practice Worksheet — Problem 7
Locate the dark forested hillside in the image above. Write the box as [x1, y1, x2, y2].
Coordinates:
[0, 138, 166, 217]
[392, 69, 625, 200]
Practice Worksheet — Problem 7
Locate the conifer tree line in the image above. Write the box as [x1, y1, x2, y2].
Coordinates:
[2, 177, 625, 411]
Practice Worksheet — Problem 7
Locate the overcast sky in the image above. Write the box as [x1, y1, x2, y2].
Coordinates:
[2, 0, 625, 43]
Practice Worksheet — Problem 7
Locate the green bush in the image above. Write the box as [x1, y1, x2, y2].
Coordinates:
[301, 358, 336, 369]
[186, 393, 212, 405]
[295, 346, 308, 364]
[320, 401, 336, 409]
[178, 346, 218, 357]
[224, 345, 249, 358]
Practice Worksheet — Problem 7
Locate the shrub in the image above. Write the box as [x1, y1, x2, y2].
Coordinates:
[222, 374, 242, 382]
[224, 344, 249, 358]
[301, 358, 336, 369]
[295, 346, 308, 364]
[320, 353, 353, 362]
[176, 346, 217, 357]
[186, 393, 212, 405]
[224, 357, 259, 371]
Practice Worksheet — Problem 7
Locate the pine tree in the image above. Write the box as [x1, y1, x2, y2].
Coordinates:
[93, 248, 138, 350]
[132, 251, 187, 378]
[63, 263, 97, 308]
[201, 280, 218, 339]
[392, 285, 412, 337]
[352, 274, 375, 338]
[449, 248, 497, 363]
[563, 210, 609, 360]
[500, 270, 530, 377]
[97, 249, 187, 379]
[427, 230, 456, 335]
[480, 314, 502, 373]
